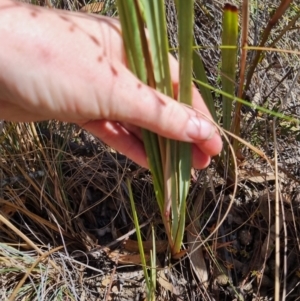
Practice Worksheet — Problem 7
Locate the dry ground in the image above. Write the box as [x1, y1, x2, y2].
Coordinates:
[1, 0, 300, 300]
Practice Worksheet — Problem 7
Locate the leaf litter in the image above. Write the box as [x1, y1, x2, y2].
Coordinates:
[1, 0, 300, 300]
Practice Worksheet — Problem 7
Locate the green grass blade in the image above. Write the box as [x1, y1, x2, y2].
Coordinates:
[221, 4, 238, 131]
[140, 0, 175, 213]
[193, 49, 218, 123]
[116, 1, 146, 82]
[118, 0, 195, 256]
[142, 132, 164, 210]
[195, 79, 299, 124]
[141, 0, 173, 97]
[116, 0, 164, 210]
[173, 0, 194, 254]
[127, 179, 150, 289]
[170, 140, 178, 241]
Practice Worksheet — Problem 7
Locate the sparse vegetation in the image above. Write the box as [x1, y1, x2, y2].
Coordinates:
[1, 0, 300, 300]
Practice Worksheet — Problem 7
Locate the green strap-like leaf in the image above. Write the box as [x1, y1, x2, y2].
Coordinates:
[173, 0, 194, 254]
[221, 3, 238, 131]
[116, 0, 164, 210]
[193, 49, 218, 122]
[127, 179, 150, 289]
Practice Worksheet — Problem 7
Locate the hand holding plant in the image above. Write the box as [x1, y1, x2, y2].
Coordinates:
[0, 0, 222, 169]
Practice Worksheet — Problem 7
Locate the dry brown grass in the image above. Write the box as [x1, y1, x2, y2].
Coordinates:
[1, 1, 300, 300]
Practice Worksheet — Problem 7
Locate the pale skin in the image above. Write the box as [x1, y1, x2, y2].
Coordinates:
[0, 0, 222, 168]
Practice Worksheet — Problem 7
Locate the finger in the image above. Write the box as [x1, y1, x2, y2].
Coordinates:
[168, 55, 223, 157]
[118, 121, 212, 169]
[92, 62, 217, 144]
[119, 122, 143, 141]
[82, 120, 148, 168]
[82, 119, 212, 170]
[192, 144, 211, 169]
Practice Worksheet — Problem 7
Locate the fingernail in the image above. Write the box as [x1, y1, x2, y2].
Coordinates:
[186, 117, 215, 141]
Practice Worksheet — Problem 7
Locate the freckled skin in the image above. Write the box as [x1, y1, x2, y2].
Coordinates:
[0, 0, 222, 168]
[59, 15, 69, 22]
[89, 35, 100, 46]
[110, 65, 118, 76]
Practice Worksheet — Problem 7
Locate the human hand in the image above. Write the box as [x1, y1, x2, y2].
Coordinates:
[0, 0, 222, 168]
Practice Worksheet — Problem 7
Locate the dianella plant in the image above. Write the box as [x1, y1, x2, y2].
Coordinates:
[116, 0, 194, 257]
[116, 0, 298, 256]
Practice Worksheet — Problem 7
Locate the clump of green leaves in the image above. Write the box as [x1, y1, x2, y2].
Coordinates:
[116, 0, 194, 257]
